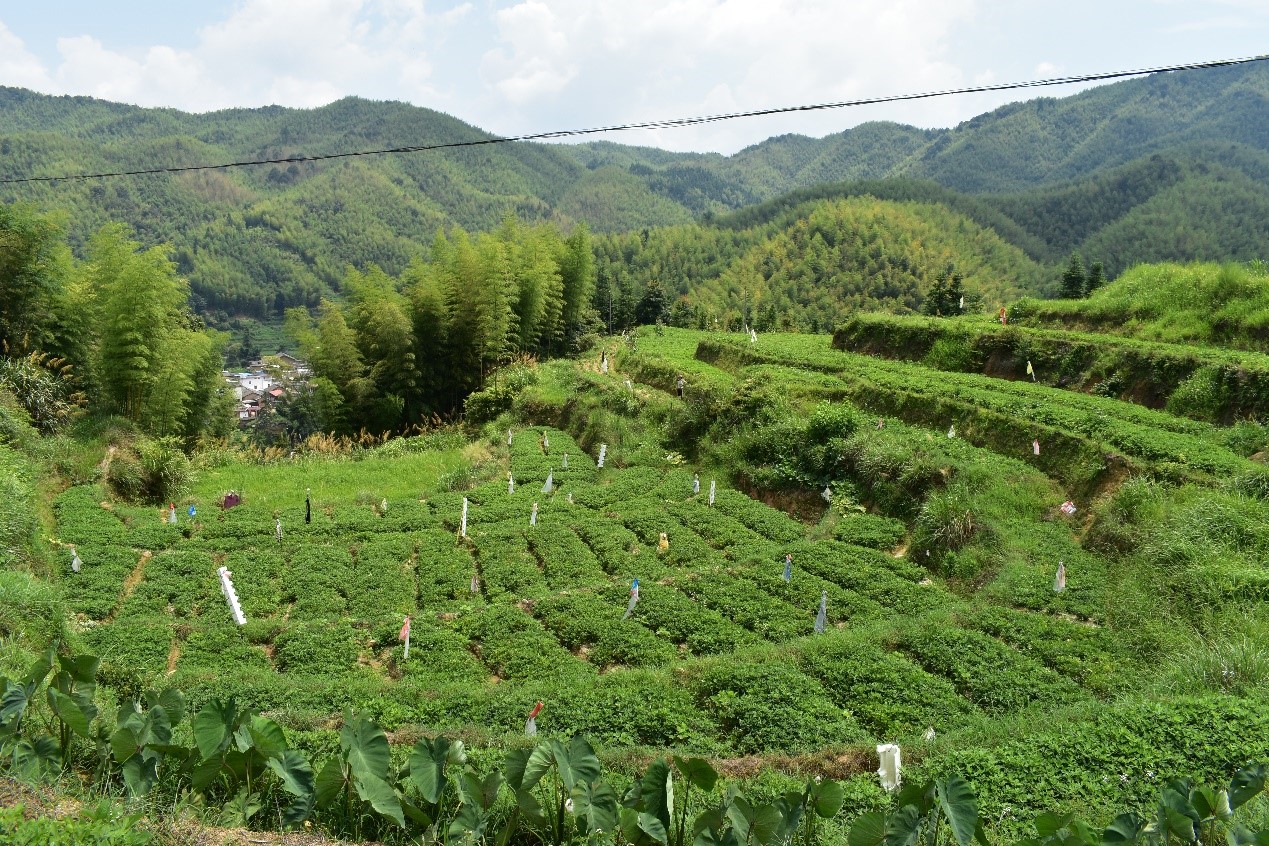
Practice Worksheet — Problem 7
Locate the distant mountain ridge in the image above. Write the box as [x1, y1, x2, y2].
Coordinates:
[1, 61, 1267, 323]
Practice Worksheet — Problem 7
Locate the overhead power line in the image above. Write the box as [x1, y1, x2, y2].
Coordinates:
[3, 53, 1267, 186]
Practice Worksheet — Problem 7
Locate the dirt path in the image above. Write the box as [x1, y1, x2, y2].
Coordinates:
[165, 636, 183, 675]
[105, 549, 152, 622]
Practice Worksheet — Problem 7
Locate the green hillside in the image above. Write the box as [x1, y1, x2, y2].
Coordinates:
[595, 195, 1047, 331]
[3, 61, 1269, 332]
[3, 320, 1268, 842]
[1013, 261, 1269, 352]
[833, 307, 1269, 424]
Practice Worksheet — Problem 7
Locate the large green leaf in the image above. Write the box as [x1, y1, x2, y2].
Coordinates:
[1160, 785, 1200, 841]
[726, 797, 755, 845]
[460, 769, 504, 811]
[55, 654, 99, 691]
[848, 810, 888, 846]
[353, 771, 405, 828]
[563, 736, 602, 792]
[504, 746, 533, 793]
[267, 749, 315, 826]
[409, 735, 451, 804]
[1035, 812, 1075, 838]
[812, 780, 845, 819]
[1226, 822, 1269, 846]
[246, 715, 287, 758]
[12, 736, 60, 780]
[514, 787, 546, 828]
[897, 781, 935, 815]
[23, 651, 53, 689]
[1190, 785, 1219, 821]
[46, 687, 92, 738]
[190, 753, 224, 793]
[638, 810, 670, 844]
[450, 799, 490, 841]
[885, 805, 923, 846]
[151, 687, 186, 726]
[675, 756, 720, 792]
[1101, 812, 1146, 845]
[1230, 764, 1267, 811]
[192, 699, 239, 760]
[936, 776, 980, 846]
[523, 739, 560, 793]
[121, 752, 159, 797]
[0, 679, 35, 726]
[692, 807, 740, 846]
[313, 757, 347, 809]
[639, 758, 674, 833]
[341, 711, 391, 783]
[218, 787, 263, 827]
[139, 705, 172, 749]
[573, 778, 620, 836]
[109, 725, 139, 764]
[751, 801, 788, 845]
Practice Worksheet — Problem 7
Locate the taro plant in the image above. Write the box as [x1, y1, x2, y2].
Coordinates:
[110, 686, 191, 798]
[848, 775, 985, 846]
[503, 736, 619, 846]
[1013, 763, 1268, 846]
[0, 651, 61, 780]
[403, 733, 504, 843]
[314, 710, 405, 838]
[0, 649, 105, 780]
[620, 754, 838, 846]
[190, 698, 315, 828]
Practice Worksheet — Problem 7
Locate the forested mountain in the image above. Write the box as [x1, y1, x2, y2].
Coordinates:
[594, 195, 1044, 333]
[1, 61, 1267, 330]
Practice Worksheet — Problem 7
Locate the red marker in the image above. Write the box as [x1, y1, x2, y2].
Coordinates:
[528, 701, 544, 720]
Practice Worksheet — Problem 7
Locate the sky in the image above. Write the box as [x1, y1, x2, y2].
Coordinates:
[1, 1, 1266, 155]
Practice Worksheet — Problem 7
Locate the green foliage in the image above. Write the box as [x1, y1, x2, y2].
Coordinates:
[0, 444, 38, 569]
[0, 353, 82, 433]
[1016, 262, 1269, 353]
[835, 311, 1269, 425]
[0, 802, 152, 845]
[596, 195, 1042, 334]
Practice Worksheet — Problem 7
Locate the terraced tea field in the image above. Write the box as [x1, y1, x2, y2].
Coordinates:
[48, 326, 1269, 821]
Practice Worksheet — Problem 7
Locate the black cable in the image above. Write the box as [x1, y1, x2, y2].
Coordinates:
[2, 53, 1266, 185]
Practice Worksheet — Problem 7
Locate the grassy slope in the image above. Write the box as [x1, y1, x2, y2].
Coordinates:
[4, 322, 1268, 836]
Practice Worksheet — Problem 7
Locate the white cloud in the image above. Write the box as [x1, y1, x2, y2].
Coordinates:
[483, 1, 576, 103]
[5, 1, 461, 113]
[3, 0, 1264, 154]
[474, 0, 980, 151]
[53, 36, 212, 109]
[0, 21, 55, 91]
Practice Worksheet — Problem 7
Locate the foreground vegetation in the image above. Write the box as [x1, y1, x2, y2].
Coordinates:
[4, 302, 1268, 841]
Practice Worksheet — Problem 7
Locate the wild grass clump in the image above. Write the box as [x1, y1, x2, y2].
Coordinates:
[105, 435, 191, 504]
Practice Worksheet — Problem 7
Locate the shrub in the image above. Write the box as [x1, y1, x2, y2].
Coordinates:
[107, 436, 192, 504]
[832, 513, 906, 549]
[0, 570, 67, 648]
[1166, 365, 1225, 421]
[0, 802, 152, 845]
[694, 660, 865, 753]
[274, 620, 362, 675]
[799, 635, 975, 736]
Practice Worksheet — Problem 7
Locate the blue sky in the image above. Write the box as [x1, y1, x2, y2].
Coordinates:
[2, 1, 1266, 154]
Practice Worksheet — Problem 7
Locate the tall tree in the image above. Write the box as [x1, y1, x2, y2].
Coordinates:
[558, 224, 595, 349]
[0, 203, 72, 355]
[1084, 261, 1106, 297]
[402, 256, 452, 417]
[1061, 252, 1087, 299]
[345, 266, 421, 429]
[92, 225, 188, 422]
